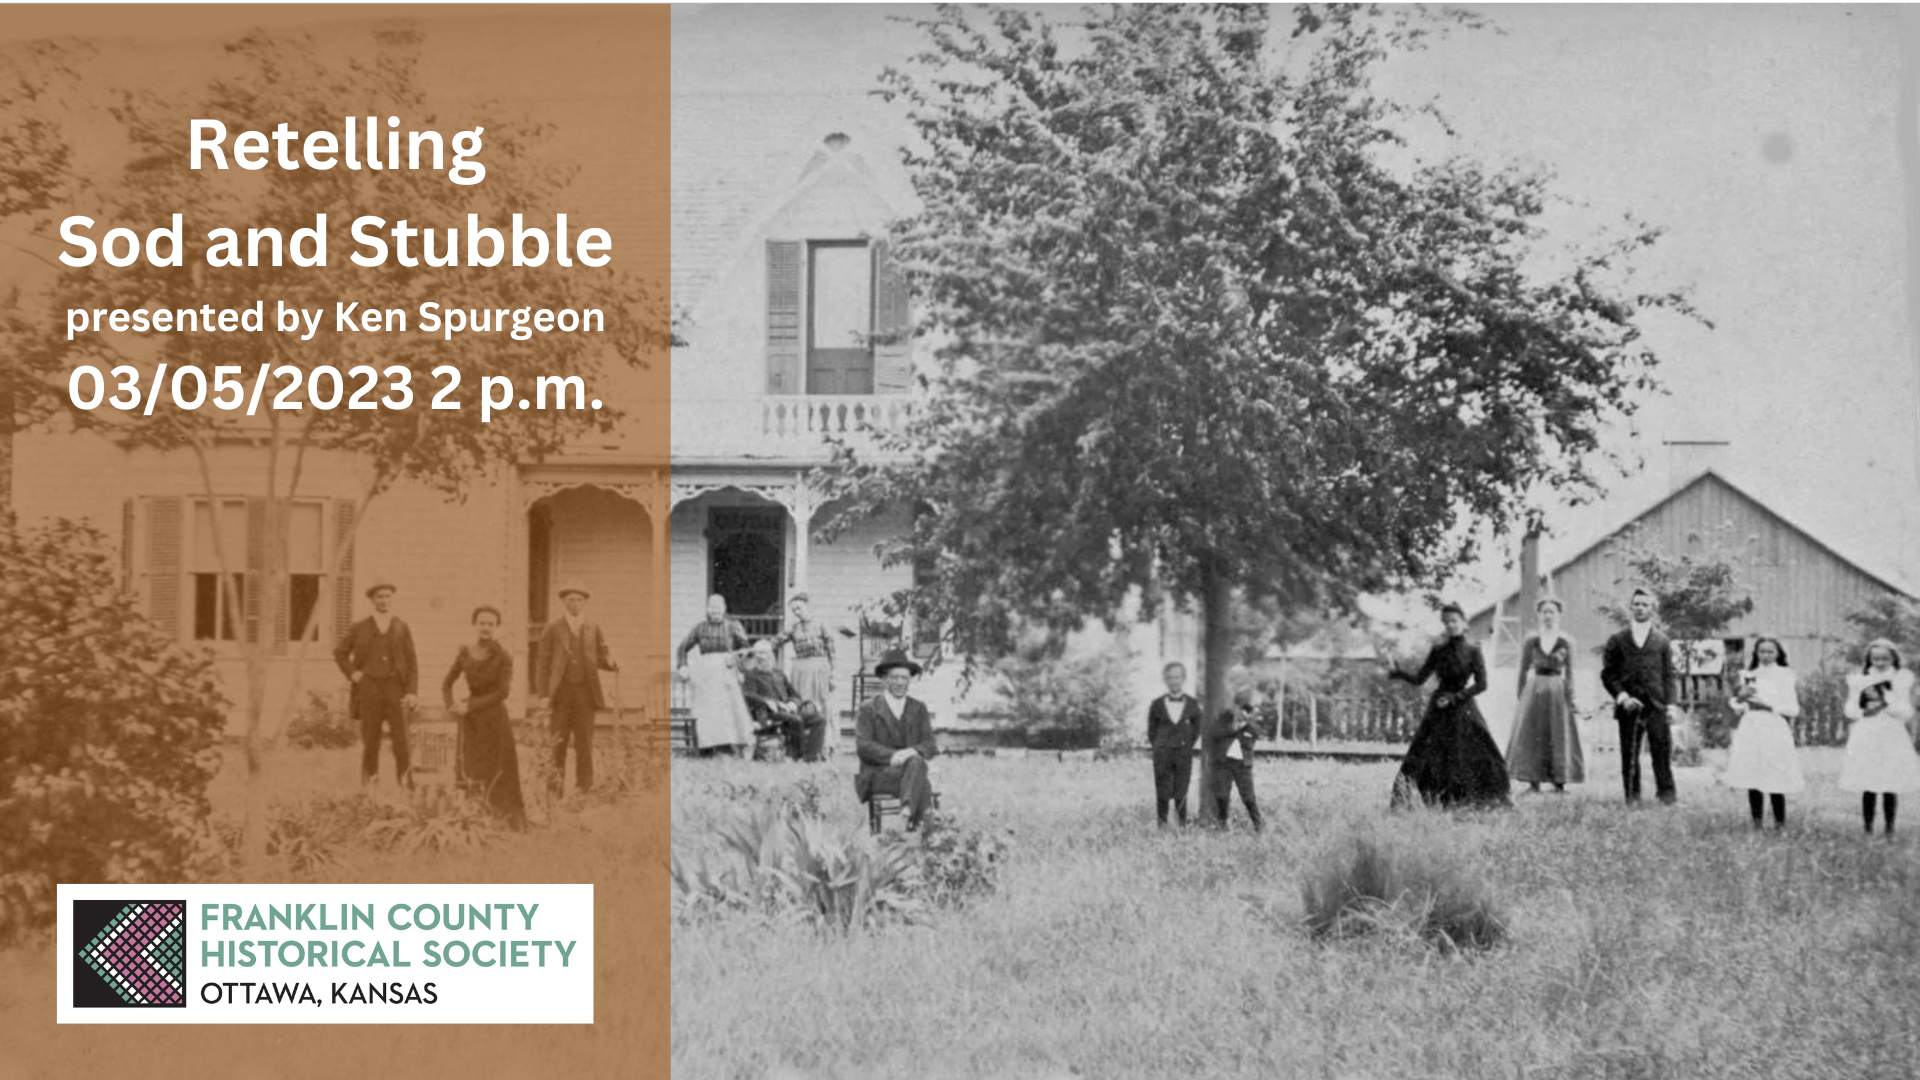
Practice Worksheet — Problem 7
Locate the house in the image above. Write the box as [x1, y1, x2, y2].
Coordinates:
[1466, 468, 1915, 689]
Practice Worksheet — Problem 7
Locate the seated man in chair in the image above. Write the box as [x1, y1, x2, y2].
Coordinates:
[740, 639, 825, 761]
[855, 649, 939, 829]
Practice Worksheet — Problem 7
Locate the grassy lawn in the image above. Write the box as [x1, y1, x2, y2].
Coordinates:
[6, 741, 1917, 1079]
[672, 747, 1920, 1080]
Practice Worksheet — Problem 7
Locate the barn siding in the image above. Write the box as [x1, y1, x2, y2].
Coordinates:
[1474, 473, 1906, 670]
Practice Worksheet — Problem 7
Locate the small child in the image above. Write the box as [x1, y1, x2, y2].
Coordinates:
[1206, 689, 1264, 831]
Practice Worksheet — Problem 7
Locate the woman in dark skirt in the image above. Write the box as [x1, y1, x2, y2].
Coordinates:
[1505, 597, 1585, 793]
[442, 605, 527, 829]
[1385, 603, 1512, 810]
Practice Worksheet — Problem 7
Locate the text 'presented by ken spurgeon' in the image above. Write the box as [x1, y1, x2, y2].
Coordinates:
[56, 118, 613, 269]
[197, 901, 581, 970]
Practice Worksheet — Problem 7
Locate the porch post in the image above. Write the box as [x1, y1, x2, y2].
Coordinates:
[788, 471, 816, 597]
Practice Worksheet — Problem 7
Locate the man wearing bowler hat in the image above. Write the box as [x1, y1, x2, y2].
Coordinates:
[333, 581, 420, 786]
[535, 582, 618, 795]
[854, 649, 939, 828]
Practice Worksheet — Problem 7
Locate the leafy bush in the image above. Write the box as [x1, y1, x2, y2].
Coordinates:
[670, 800, 925, 932]
[1299, 831, 1507, 953]
[911, 812, 1011, 907]
[0, 516, 228, 943]
[260, 787, 498, 875]
[283, 689, 357, 749]
[992, 649, 1136, 750]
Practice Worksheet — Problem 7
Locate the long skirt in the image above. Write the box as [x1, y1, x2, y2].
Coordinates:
[1392, 696, 1512, 809]
[1720, 709, 1804, 794]
[688, 651, 755, 751]
[1506, 674, 1585, 785]
[1837, 716, 1920, 793]
[459, 705, 526, 827]
[791, 655, 835, 756]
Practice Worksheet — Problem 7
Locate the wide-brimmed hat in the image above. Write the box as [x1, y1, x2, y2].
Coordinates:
[557, 582, 591, 600]
[873, 649, 921, 678]
[788, 591, 810, 606]
[364, 582, 397, 599]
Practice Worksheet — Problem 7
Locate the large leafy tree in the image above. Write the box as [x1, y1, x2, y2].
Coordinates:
[829, 5, 1690, 815]
[4, 26, 664, 858]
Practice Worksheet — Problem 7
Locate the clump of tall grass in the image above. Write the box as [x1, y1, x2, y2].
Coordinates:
[1300, 830, 1507, 953]
[671, 795, 1012, 932]
[671, 799, 925, 932]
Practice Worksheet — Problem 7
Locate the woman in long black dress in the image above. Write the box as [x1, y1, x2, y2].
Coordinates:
[442, 605, 527, 829]
[1385, 603, 1512, 810]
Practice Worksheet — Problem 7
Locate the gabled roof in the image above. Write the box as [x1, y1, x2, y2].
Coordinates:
[1472, 468, 1915, 621]
[670, 90, 913, 320]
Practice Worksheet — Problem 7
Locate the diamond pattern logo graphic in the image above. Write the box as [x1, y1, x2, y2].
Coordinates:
[73, 900, 187, 1008]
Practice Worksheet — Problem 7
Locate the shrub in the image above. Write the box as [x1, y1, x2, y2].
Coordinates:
[1299, 831, 1507, 953]
[261, 787, 499, 875]
[670, 799, 925, 932]
[283, 689, 357, 750]
[992, 649, 1136, 750]
[0, 516, 228, 943]
[909, 812, 1011, 907]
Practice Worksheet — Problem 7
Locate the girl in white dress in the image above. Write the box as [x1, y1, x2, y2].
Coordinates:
[1836, 638, 1920, 835]
[1721, 637, 1802, 829]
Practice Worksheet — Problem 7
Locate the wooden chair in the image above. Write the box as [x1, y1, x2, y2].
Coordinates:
[866, 790, 941, 835]
[408, 718, 460, 785]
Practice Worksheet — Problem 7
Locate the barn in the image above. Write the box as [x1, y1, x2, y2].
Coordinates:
[1467, 468, 1913, 682]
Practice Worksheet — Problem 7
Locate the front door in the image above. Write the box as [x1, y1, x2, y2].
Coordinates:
[706, 508, 785, 634]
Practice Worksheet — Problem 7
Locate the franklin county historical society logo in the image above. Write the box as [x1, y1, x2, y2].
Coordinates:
[73, 900, 188, 1008]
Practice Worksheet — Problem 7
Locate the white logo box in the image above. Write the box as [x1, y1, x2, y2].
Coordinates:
[58, 883, 593, 1024]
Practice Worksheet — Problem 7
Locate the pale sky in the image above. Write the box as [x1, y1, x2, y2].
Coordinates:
[675, 4, 1920, 603]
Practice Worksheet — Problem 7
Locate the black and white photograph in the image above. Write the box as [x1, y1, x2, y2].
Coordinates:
[5, 3, 1920, 1078]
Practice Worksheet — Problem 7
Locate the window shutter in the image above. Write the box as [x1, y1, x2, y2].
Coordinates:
[331, 499, 356, 643]
[147, 496, 182, 637]
[121, 498, 137, 595]
[270, 502, 290, 655]
[871, 238, 913, 394]
[245, 498, 266, 643]
[766, 239, 802, 394]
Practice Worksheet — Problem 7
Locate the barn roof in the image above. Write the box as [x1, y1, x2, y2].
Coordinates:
[1471, 468, 1915, 622]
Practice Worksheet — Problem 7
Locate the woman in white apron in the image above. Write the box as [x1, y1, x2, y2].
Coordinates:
[675, 594, 754, 755]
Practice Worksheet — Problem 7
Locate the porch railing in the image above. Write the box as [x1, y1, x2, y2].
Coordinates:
[671, 394, 917, 455]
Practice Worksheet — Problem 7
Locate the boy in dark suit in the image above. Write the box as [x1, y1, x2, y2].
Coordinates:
[1146, 661, 1202, 827]
[854, 650, 939, 829]
[1206, 689, 1264, 831]
[333, 582, 419, 786]
[1599, 587, 1679, 804]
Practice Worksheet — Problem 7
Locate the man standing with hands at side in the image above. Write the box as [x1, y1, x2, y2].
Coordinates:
[334, 581, 419, 788]
[1145, 661, 1202, 827]
[535, 583, 618, 796]
[1600, 587, 1679, 805]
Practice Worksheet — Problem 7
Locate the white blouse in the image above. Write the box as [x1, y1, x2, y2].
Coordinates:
[1843, 667, 1915, 723]
[1733, 665, 1800, 718]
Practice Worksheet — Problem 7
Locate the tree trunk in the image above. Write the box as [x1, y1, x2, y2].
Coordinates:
[1196, 557, 1233, 825]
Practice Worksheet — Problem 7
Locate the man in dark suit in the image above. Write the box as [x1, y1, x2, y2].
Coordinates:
[741, 639, 826, 761]
[1206, 689, 1264, 831]
[333, 582, 419, 786]
[854, 649, 938, 829]
[1145, 661, 1202, 827]
[534, 583, 618, 796]
[1600, 587, 1679, 804]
